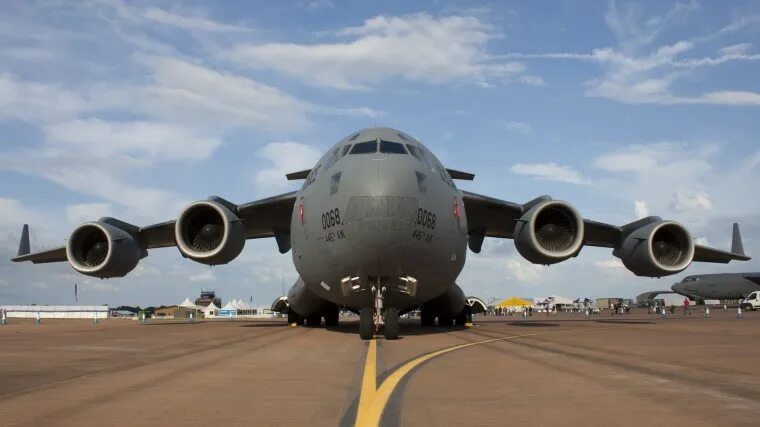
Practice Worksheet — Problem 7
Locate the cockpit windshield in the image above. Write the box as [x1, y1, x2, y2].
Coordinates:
[380, 140, 407, 154]
[350, 141, 378, 154]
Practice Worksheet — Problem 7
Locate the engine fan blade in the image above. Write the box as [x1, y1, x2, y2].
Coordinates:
[191, 224, 223, 252]
[84, 241, 108, 266]
[653, 240, 680, 266]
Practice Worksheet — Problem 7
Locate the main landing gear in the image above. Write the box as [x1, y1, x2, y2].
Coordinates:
[359, 282, 400, 340]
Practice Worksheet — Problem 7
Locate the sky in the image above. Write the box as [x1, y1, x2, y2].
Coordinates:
[0, 0, 759, 307]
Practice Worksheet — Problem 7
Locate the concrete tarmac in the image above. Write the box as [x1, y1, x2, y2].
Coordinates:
[1, 309, 759, 426]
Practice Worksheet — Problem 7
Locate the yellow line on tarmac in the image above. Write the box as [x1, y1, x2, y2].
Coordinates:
[354, 328, 596, 427]
[357, 338, 377, 418]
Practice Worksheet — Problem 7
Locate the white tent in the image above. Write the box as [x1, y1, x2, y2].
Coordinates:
[203, 302, 220, 318]
[548, 295, 574, 305]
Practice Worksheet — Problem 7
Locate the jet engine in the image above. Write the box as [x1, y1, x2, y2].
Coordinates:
[66, 222, 141, 278]
[618, 221, 694, 277]
[175, 200, 245, 265]
[514, 200, 584, 264]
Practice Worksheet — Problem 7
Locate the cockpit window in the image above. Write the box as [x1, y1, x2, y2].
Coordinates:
[380, 140, 407, 154]
[340, 145, 352, 157]
[350, 141, 377, 154]
[406, 144, 422, 161]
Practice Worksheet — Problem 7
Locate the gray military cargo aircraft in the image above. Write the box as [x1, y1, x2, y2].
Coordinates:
[12, 127, 751, 339]
[672, 273, 760, 302]
[671, 224, 757, 302]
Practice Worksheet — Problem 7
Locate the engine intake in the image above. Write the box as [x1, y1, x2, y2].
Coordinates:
[175, 200, 244, 265]
[66, 222, 140, 278]
[514, 200, 584, 265]
[619, 221, 694, 277]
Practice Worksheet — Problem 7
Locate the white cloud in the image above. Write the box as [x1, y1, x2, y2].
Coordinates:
[255, 142, 322, 189]
[634, 200, 649, 219]
[511, 162, 589, 185]
[66, 203, 112, 225]
[305, 0, 334, 10]
[604, 1, 699, 52]
[503, 121, 532, 134]
[46, 119, 222, 162]
[141, 8, 249, 33]
[594, 259, 625, 269]
[189, 269, 216, 282]
[670, 191, 712, 212]
[594, 145, 663, 172]
[719, 43, 752, 55]
[223, 13, 536, 89]
[499, 6, 760, 106]
[0, 74, 87, 123]
[136, 56, 315, 131]
[505, 256, 546, 283]
[694, 236, 710, 246]
[0, 198, 44, 228]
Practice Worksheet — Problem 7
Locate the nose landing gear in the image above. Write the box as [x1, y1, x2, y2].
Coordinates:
[358, 282, 400, 340]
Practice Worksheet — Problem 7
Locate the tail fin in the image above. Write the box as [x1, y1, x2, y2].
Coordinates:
[17, 224, 30, 257]
[732, 223, 745, 256]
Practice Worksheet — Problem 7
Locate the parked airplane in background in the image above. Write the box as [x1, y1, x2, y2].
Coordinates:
[672, 273, 760, 302]
[671, 224, 757, 303]
[12, 127, 751, 339]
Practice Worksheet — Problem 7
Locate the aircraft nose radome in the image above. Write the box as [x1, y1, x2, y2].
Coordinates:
[671, 283, 682, 293]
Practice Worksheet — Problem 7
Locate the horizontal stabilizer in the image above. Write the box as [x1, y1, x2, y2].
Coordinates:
[286, 169, 311, 180]
[446, 168, 475, 180]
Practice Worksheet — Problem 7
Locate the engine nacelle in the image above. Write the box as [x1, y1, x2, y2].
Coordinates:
[619, 221, 694, 277]
[66, 222, 141, 278]
[514, 200, 584, 265]
[175, 200, 245, 265]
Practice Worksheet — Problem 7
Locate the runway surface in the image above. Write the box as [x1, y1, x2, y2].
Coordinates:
[1, 309, 760, 426]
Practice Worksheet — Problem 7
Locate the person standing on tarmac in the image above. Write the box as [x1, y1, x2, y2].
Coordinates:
[683, 298, 690, 315]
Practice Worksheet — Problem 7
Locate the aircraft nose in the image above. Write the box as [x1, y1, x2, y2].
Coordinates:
[671, 282, 683, 293]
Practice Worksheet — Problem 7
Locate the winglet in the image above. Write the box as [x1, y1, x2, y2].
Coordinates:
[732, 223, 745, 256]
[17, 224, 30, 257]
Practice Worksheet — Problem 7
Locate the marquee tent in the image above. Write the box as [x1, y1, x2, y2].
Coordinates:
[495, 297, 533, 308]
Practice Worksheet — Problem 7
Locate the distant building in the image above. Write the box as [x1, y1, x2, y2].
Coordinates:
[596, 298, 624, 310]
[195, 290, 222, 308]
[1, 305, 109, 319]
[154, 305, 199, 319]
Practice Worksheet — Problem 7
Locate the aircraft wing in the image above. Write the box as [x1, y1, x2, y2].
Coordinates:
[12, 191, 297, 264]
[461, 191, 750, 267]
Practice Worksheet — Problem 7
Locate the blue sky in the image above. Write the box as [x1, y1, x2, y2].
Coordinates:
[1, 0, 758, 307]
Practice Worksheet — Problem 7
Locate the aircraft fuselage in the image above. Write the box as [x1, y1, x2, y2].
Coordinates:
[288, 128, 468, 314]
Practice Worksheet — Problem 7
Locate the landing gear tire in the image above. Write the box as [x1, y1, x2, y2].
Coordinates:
[324, 308, 339, 327]
[455, 310, 467, 327]
[421, 310, 435, 327]
[287, 310, 304, 326]
[359, 307, 374, 340]
[438, 315, 453, 327]
[306, 314, 322, 327]
[384, 307, 399, 340]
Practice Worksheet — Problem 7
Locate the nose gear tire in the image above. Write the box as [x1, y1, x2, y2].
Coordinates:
[384, 307, 399, 340]
[359, 307, 374, 340]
